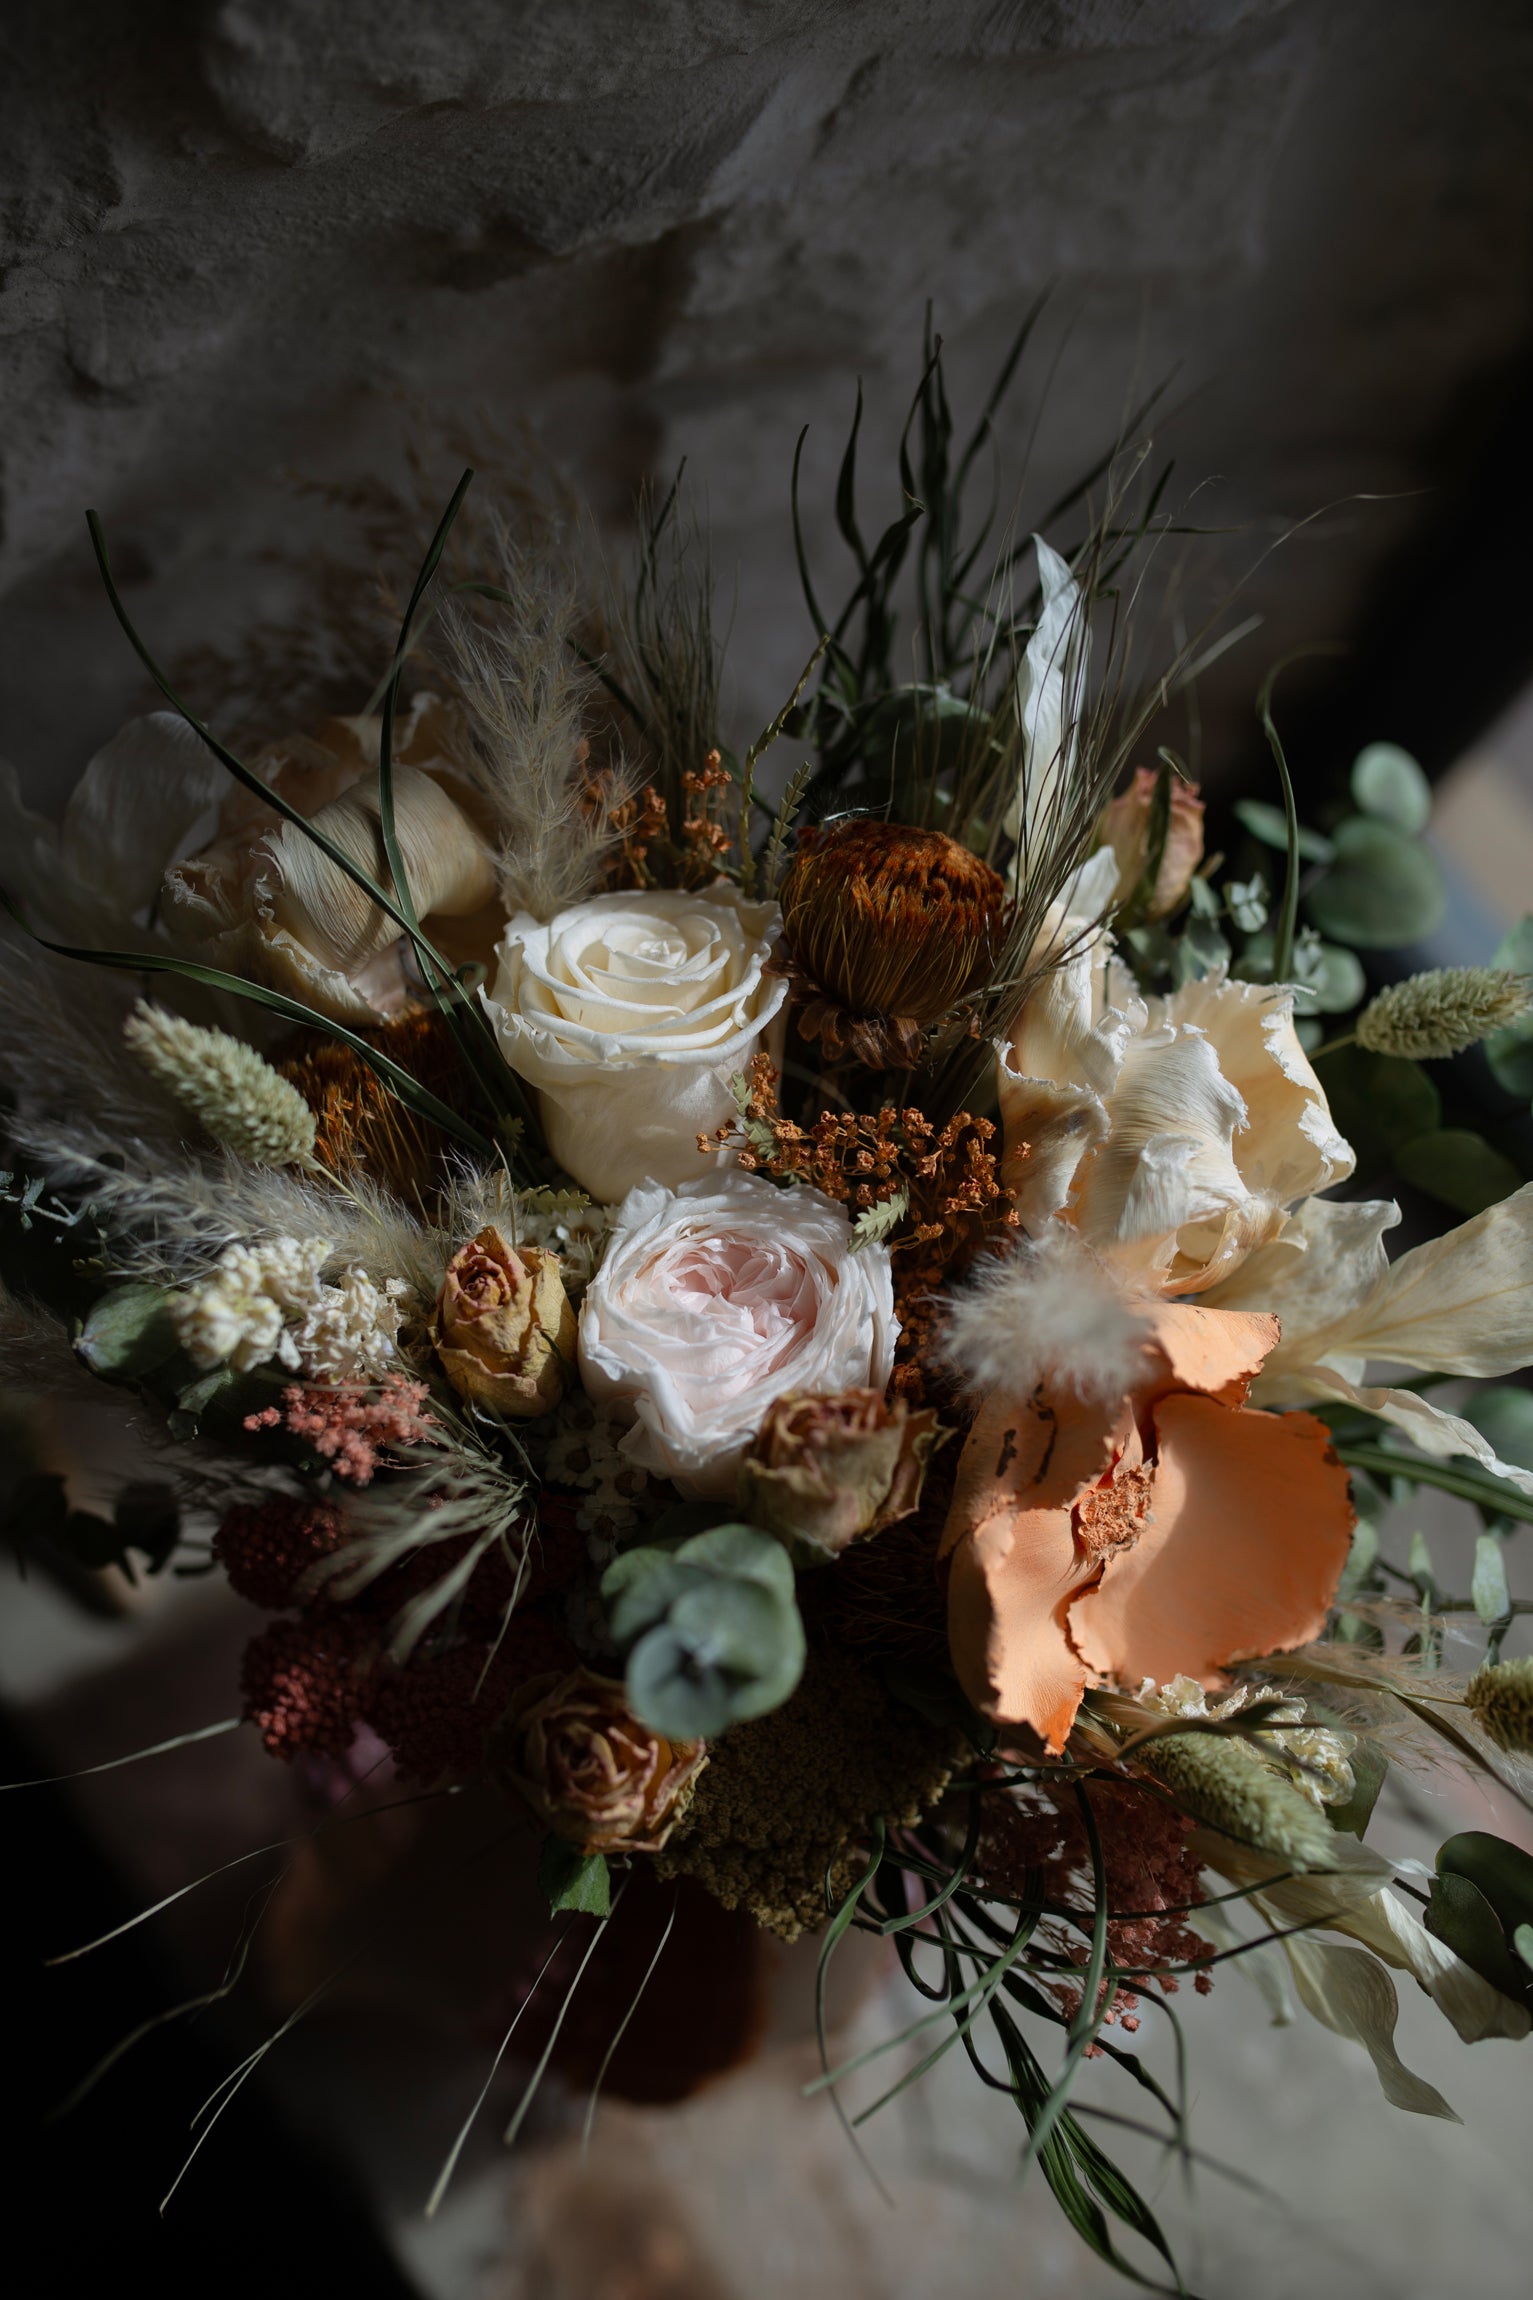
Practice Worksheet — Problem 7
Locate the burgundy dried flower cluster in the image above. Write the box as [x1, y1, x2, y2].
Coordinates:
[978, 1780, 1214, 2034]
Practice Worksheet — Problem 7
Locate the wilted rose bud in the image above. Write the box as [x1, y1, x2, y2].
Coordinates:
[1099, 768, 1205, 921]
[489, 1668, 707, 1853]
[779, 820, 1006, 1066]
[432, 1226, 575, 1419]
[737, 1387, 943, 1560]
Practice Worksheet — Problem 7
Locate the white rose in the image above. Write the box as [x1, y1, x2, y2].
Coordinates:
[482, 883, 787, 1203]
[578, 1171, 898, 1498]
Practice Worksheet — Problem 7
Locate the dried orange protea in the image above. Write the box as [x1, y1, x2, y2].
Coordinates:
[280, 1013, 465, 1207]
[778, 819, 1006, 1065]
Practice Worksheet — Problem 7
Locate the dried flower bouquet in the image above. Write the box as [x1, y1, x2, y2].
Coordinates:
[4, 323, 1533, 2290]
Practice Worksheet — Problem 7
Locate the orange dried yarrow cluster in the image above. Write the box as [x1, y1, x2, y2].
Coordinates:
[706, 1058, 1017, 1404]
[592, 749, 737, 890]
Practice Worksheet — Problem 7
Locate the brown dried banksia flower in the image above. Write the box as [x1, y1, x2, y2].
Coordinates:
[779, 819, 1006, 1065]
[280, 1013, 465, 1206]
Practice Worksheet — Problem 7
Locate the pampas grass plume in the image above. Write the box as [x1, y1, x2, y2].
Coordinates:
[939, 1225, 1151, 1405]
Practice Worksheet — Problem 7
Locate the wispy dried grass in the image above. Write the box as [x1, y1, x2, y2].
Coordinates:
[434, 530, 631, 918]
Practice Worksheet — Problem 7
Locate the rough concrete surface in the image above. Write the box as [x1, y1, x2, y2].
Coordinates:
[3, 1, 1533, 799]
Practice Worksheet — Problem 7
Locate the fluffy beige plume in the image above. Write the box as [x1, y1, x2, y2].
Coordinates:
[437, 537, 630, 920]
[938, 1223, 1152, 1404]
[0, 935, 183, 1142]
[123, 1002, 317, 1168]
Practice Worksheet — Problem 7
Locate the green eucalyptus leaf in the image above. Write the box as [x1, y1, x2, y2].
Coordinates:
[626, 1626, 739, 1740]
[75, 1285, 181, 1382]
[1305, 816, 1445, 949]
[1425, 1869, 1528, 2002]
[1320, 1048, 1441, 1168]
[1234, 798, 1334, 864]
[1471, 1533, 1512, 1625]
[1350, 742, 1432, 834]
[538, 1835, 611, 1917]
[1462, 1386, 1533, 1476]
[675, 1521, 797, 1598]
[1438, 1830, 1533, 1937]
[1299, 939, 1368, 1014]
[667, 1575, 793, 1675]
[1172, 911, 1230, 985]
[1484, 914, 1533, 1098]
[603, 1551, 705, 1648]
[1396, 1128, 1522, 1216]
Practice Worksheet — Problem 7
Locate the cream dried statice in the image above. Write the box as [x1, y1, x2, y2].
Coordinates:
[1142, 1674, 1356, 1810]
[172, 1235, 410, 1378]
[123, 1002, 317, 1168]
[1355, 967, 1532, 1061]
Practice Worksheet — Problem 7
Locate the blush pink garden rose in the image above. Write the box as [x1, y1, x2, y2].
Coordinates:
[577, 1170, 898, 1498]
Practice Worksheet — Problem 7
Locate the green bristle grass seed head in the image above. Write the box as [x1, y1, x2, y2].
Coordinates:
[1142, 1727, 1340, 1869]
[124, 1002, 318, 1169]
[1355, 967, 1531, 1062]
[1467, 1656, 1533, 1753]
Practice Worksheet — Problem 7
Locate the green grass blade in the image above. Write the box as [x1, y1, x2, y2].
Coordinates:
[0, 890, 495, 1156]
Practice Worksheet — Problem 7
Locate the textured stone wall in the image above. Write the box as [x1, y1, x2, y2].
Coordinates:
[3, 0, 1533, 799]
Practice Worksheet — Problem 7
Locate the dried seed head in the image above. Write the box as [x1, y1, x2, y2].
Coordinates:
[1140, 1728, 1341, 1870]
[779, 819, 1006, 1065]
[124, 1001, 317, 1168]
[1355, 967, 1531, 1061]
[1467, 1656, 1533, 1752]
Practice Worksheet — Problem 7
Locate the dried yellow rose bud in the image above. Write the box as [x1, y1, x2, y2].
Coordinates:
[737, 1387, 943, 1560]
[490, 1668, 707, 1853]
[432, 1225, 575, 1419]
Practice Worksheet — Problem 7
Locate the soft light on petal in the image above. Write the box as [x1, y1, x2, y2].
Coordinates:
[1313, 1180, 1533, 1377]
[939, 1386, 1121, 1747]
[1070, 1396, 1353, 1688]
[1275, 1933, 1460, 2119]
[1166, 973, 1354, 1206]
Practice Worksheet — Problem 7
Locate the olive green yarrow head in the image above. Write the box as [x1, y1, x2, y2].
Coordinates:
[1467, 1656, 1533, 1753]
[1355, 967, 1532, 1062]
[124, 1002, 318, 1170]
[1142, 1727, 1341, 1870]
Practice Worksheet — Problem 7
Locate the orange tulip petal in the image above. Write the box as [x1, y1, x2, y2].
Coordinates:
[1137, 1302, 1281, 1411]
[1070, 1397, 1353, 1690]
[945, 1500, 1090, 1751]
[941, 1388, 1126, 1747]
